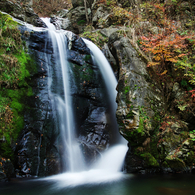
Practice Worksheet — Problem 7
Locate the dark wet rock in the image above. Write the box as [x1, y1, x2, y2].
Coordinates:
[80, 142, 101, 166]
[191, 167, 195, 174]
[67, 50, 92, 66]
[28, 30, 53, 54]
[70, 35, 91, 54]
[50, 16, 61, 30]
[34, 18, 47, 28]
[71, 61, 111, 151]
[0, 172, 6, 182]
[12, 25, 61, 177]
[0, 158, 14, 181]
[66, 34, 92, 66]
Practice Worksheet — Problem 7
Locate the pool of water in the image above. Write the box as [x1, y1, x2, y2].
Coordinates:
[1, 174, 195, 195]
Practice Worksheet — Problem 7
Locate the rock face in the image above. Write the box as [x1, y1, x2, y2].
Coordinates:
[104, 28, 158, 173]
[100, 27, 195, 173]
[56, 6, 88, 34]
[13, 26, 60, 177]
[0, 0, 45, 27]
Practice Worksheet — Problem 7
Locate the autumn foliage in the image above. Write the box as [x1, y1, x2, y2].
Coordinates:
[139, 3, 195, 92]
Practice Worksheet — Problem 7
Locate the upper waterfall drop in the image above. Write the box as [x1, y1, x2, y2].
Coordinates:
[41, 17, 85, 172]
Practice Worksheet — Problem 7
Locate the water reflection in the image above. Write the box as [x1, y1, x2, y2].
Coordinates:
[1, 174, 195, 195]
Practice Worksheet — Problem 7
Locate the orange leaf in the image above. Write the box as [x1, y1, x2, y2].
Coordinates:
[161, 70, 168, 75]
[147, 62, 159, 67]
[167, 58, 177, 63]
[178, 53, 187, 58]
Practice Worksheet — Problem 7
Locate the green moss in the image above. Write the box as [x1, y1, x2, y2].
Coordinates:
[0, 142, 14, 160]
[124, 86, 130, 94]
[0, 12, 35, 159]
[7, 89, 21, 99]
[0, 94, 9, 114]
[27, 87, 33, 96]
[81, 30, 108, 49]
[10, 101, 23, 112]
[77, 20, 86, 25]
[140, 152, 159, 167]
[15, 116, 24, 135]
[14, 50, 30, 80]
[0, 12, 19, 28]
[149, 138, 160, 159]
[162, 161, 169, 168]
[137, 117, 145, 135]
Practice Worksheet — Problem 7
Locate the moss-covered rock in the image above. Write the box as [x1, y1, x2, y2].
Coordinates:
[0, 0, 42, 27]
[140, 152, 159, 167]
[0, 12, 36, 162]
[165, 156, 186, 170]
[107, 25, 195, 173]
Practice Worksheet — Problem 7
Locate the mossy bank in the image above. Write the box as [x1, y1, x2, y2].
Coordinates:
[0, 12, 36, 162]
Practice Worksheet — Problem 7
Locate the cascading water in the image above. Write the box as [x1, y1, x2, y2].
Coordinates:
[83, 39, 125, 144]
[41, 18, 85, 172]
[40, 18, 128, 186]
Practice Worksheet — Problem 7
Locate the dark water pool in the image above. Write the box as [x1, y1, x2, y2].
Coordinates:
[1, 174, 195, 195]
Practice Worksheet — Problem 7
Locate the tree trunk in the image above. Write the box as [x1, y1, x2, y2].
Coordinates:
[84, 0, 89, 24]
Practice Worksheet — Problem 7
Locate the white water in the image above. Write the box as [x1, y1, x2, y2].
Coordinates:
[83, 39, 117, 111]
[83, 38, 126, 144]
[40, 18, 128, 186]
[43, 145, 128, 187]
[42, 18, 85, 172]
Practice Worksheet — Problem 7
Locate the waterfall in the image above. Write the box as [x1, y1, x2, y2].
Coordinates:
[83, 39, 126, 144]
[41, 18, 85, 172]
[39, 18, 128, 186]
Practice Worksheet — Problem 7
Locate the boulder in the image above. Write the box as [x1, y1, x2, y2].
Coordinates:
[0, 0, 45, 27]
[64, 6, 87, 34]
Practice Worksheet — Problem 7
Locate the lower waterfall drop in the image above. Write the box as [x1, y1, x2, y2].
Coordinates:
[41, 18, 128, 186]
